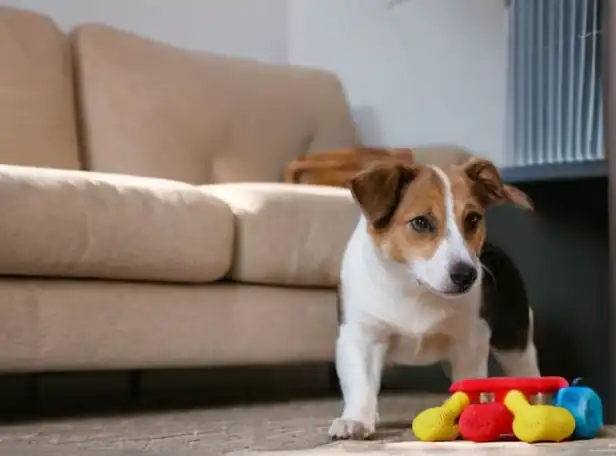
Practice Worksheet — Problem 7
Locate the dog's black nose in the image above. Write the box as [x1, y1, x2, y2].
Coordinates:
[449, 262, 478, 291]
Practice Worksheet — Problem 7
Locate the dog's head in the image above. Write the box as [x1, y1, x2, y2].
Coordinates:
[349, 157, 533, 297]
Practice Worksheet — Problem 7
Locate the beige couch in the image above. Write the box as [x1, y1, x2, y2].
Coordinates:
[0, 7, 471, 374]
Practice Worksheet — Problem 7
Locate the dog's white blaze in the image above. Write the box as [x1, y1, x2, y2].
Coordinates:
[412, 166, 476, 291]
[431, 165, 474, 265]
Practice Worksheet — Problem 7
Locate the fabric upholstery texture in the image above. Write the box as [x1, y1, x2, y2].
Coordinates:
[71, 23, 358, 184]
[0, 7, 81, 169]
[412, 146, 474, 168]
[0, 165, 233, 283]
[205, 183, 359, 287]
[0, 279, 338, 371]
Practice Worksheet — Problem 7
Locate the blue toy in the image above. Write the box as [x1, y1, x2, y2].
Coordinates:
[554, 378, 604, 439]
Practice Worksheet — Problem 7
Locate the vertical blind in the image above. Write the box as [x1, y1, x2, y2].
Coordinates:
[508, 0, 605, 166]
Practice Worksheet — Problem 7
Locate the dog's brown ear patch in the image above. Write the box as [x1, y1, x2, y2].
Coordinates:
[463, 158, 534, 211]
[350, 163, 417, 229]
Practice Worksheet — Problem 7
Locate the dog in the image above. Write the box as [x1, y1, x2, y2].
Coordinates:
[284, 147, 415, 187]
[329, 157, 541, 440]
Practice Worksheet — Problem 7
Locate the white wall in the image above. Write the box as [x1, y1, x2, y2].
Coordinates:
[4, 0, 288, 63]
[288, 0, 509, 164]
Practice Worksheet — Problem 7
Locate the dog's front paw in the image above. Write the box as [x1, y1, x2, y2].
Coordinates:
[328, 418, 375, 440]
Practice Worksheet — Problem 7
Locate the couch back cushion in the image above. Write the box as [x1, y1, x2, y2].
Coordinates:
[0, 8, 81, 169]
[71, 24, 358, 184]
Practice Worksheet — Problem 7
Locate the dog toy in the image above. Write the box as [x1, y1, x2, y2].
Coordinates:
[505, 389, 575, 443]
[453, 376, 570, 443]
[411, 376, 603, 443]
[554, 379, 604, 439]
[458, 401, 512, 442]
[411, 391, 469, 441]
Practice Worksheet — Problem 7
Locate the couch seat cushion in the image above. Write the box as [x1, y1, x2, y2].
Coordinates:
[204, 183, 359, 287]
[0, 166, 233, 282]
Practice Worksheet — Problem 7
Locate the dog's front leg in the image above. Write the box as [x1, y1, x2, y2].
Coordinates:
[329, 323, 387, 440]
[448, 319, 491, 381]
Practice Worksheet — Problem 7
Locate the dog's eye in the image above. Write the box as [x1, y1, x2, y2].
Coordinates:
[464, 212, 483, 233]
[409, 216, 435, 234]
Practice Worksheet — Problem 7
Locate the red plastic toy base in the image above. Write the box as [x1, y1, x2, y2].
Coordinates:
[450, 376, 569, 403]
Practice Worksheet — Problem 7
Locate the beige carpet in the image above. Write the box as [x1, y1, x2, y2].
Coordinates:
[0, 393, 614, 455]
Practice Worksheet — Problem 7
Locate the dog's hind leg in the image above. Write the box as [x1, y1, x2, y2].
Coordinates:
[492, 309, 540, 377]
[481, 244, 540, 377]
[493, 344, 540, 377]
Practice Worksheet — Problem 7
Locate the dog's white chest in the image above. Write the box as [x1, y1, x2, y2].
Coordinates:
[344, 281, 455, 337]
[387, 332, 451, 366]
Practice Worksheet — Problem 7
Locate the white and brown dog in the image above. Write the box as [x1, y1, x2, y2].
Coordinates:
[329, 157, 541, 440]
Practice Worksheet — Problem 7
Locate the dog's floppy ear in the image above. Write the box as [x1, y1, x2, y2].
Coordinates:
[349, 162, 418, 229]
[462, 158, 534, 211]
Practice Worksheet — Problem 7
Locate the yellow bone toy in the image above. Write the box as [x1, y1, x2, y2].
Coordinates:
[505, 390, 575, 443]
[412, 392, 470, 441]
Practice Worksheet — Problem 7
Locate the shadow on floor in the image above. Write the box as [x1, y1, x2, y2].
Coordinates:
[0, 363, 450, 424]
